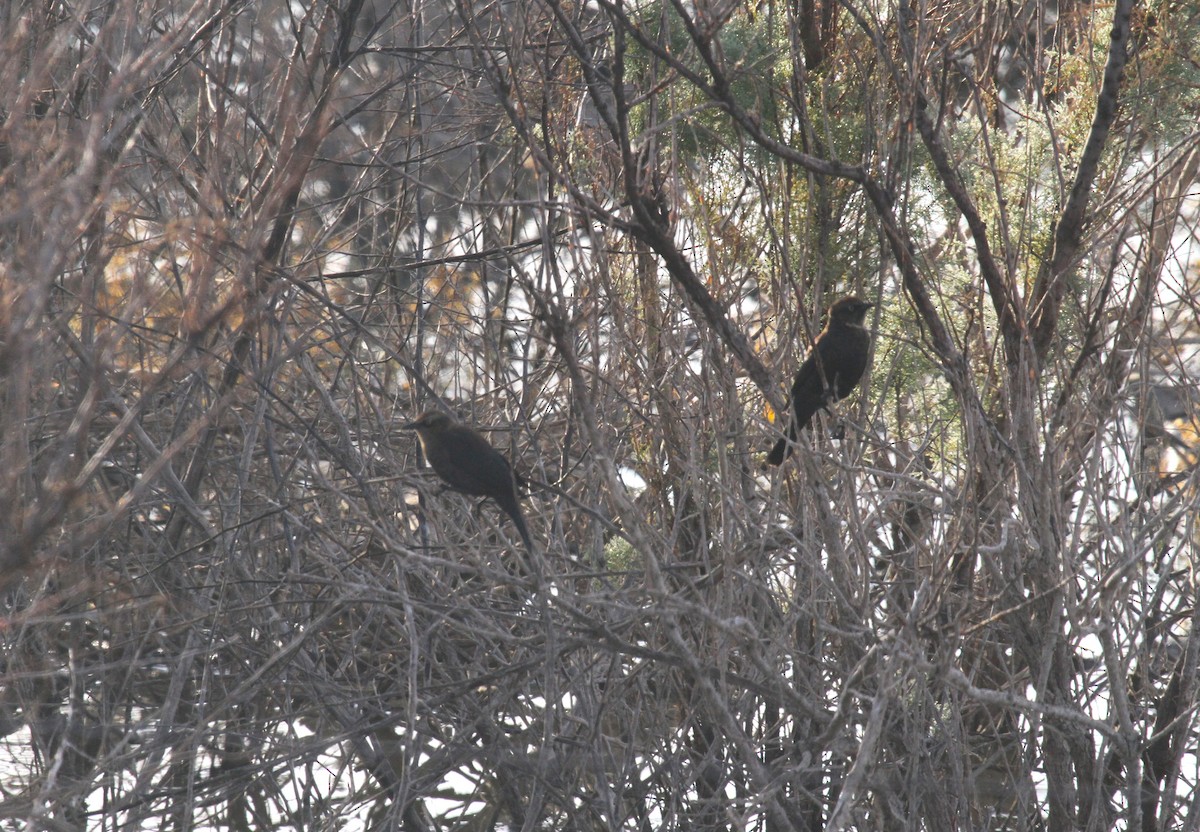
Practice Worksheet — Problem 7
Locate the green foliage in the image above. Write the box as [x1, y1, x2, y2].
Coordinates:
[604, 534, 637, 573]
[1125, 0, 1200, 144]
[624, 7, 787, 158]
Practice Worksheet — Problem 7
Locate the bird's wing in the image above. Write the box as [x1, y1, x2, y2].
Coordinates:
[436, 427, 517, 496]
[789, 347, 832, 428]
[790, 349, 825, 397]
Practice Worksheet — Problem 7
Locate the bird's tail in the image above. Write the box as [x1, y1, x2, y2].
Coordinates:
[497, 495, 534, 552]
[513, 512, 534, 553]
[766, 421, 796, 466]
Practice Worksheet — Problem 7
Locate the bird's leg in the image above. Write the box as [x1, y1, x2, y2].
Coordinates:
[819, 390, 849, 440]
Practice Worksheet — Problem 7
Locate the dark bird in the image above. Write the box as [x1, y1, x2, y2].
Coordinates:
[403, 411, 533, 551]
[766, 295, 875, 465]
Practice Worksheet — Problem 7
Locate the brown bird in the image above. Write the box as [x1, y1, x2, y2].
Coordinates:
[766, 295, 875, 465]
[402, 411, 533, 551]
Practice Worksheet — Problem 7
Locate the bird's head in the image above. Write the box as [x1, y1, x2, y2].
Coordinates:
[828, 295, 875, 327]
[402, 410, 454, 434]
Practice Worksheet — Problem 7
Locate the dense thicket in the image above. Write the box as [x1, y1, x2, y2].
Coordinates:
[1, 0, 1199, 830]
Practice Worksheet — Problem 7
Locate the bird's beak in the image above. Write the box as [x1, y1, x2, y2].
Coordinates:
[401, 420, 420, 431]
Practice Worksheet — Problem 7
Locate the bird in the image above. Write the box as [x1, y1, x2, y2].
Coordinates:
[766, 295, 875, 466]
[402, 410, 533, 551]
